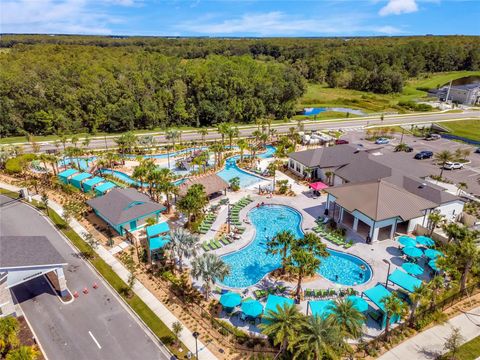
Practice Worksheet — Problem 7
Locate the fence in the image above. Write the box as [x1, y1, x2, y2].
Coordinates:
[440, 133, 480, 146]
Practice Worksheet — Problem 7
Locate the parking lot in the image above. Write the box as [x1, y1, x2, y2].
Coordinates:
[341, 131, 480, 197]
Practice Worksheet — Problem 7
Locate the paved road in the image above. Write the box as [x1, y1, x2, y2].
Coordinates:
[21, 110, 480, 152]
[0, 196, 171, 360]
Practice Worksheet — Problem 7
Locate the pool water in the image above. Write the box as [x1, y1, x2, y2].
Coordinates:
[98, 169, 185, 187]
[220, 205, 372, 288]
[217, 145, 276, 188]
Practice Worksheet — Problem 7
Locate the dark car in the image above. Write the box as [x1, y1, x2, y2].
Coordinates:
[475, 147, 480, 154]
[414, 150, 434, 160]
[335, 139, 349, 145]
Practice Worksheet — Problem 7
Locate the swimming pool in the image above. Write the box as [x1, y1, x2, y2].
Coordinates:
[216, 145, 276, 188]
[98, 169, 185, 186]
[219, 205, 372, 288]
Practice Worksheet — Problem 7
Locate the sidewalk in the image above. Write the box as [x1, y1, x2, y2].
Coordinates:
[0, 182, 217, 360]
[379, 307, 480, 360]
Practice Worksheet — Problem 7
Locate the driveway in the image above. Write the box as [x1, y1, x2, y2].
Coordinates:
[342, 131, 480, 196]
[0, 196, 170, 360]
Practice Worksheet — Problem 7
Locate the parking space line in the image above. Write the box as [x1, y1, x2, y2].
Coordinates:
[88, 331, 102, 349]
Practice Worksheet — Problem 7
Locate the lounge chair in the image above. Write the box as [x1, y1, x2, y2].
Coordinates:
[202, 242, 211, 252]
[220, 237, 230, 245]
[368, 310, 382, 323]
[254, 290, 267, 299]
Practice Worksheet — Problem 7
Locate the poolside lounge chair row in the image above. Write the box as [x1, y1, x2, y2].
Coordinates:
[201, 236, 234, 252]
[304, 287, 358, 299]
[312, 224, 353, 249]
[229, 197, 252, 226]
[254, 285, 288, 299]
[198, 213, 217, 234]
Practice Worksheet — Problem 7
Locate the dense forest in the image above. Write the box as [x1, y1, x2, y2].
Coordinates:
[1, 35, 479, 136]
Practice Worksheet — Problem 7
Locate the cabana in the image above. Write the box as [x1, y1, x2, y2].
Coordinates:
[263, 295, 294, 322]
[57, 168, 78, 184]
[94, 181, 117, 196]
[146, 222, 171, 259]
[82, 176, 105, 193]
[69, 172, 92, 190]
[307, 300, 334, 318]
[363, 284, 402, 329]
[387, 269, 422, 293]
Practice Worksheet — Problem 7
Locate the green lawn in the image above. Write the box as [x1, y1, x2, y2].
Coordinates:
[441, 120, 480, 142]
[441, 335, 480, 360]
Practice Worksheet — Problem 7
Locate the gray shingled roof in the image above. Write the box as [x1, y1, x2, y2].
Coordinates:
[87, 188, 166, 225]
[0, 236, 67, 268]
[326, 180, 438, 221]
[334, 153, 392, 183]
[288, 144, 360, 168]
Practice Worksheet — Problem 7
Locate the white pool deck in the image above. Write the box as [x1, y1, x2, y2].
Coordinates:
[189, 169, 434, 338]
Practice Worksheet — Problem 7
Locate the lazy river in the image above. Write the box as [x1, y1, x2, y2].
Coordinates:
[220, 204, 372, 288]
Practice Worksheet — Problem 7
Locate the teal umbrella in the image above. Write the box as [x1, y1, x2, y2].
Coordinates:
[398, 236, 416, 247]
[428, 259, 440, 272]
[220, 292, 242, 308]
[241, 299, 263, 318]
[403, 246, 423, 258]
[425, 249, 444, 259]
[346, 295, 369, 312]
[402, 262, 424, 276]
[416, 236, 435, 247]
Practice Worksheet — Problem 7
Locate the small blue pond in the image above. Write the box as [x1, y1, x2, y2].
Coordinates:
[303, 107, 365, 116]
[220, 204, 372, 288]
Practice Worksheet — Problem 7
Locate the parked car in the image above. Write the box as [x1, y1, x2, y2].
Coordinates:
[335, 139, 349, 145]
[414, 150, 434, 160]
[443, 161, 464, 170]
[475, 147, 480, 154]
[375, 137, 389, 145]
[425, 134, 441, 141]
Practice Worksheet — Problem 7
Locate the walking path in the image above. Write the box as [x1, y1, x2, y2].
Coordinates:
[0, 182, 217, 360]
[379, 306, 480, 360]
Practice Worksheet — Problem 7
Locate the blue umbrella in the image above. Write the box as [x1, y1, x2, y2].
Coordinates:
[428, 259, 440, 272]
[220, 292, 242, 308]
[402, 262, 424, 276]
[403, 246, 424, 258]
[398, 236, 417, 247]
[416, 236, 435, 247]
[346, 295, 369, 312]
[425, 249, 444, 259]
[241, 299, 263, 318]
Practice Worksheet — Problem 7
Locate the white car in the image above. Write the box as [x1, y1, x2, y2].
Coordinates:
[443, 162, 464, 170]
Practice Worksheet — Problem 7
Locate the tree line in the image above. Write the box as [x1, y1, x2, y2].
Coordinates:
[1, 35, 479, 137]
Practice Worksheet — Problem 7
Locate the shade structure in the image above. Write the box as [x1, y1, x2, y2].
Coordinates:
[363, 284, 401, 329]
[346, 295, 369, 312]
[220, 292, 242, 308]
[402, 246, 423, 258]
[428, 259, 440, 272]
[416, 236, 435, 247]
[149, 236, 170, 251]
[398, 236, 417, 247]
[388, 269, 422, 293]
[241, 300, 263, 318]
[264, 295, 294, 315]
[146, 222, 170, 238]
[425, 249, 444, 259]
[309, 181, 329, 191]
[308, 300, 334, 318]
[402, 262, 424, 276]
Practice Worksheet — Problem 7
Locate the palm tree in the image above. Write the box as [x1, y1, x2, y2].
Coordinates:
[155, 168, 176, 211]
[428, 275, 445, 307]
[299, 232, 329, 259]
[442, 222, 466, 242]
[408, 284, 430, 326]
[70, 135, 79, 148]
[287, 248, 321, 301]
[457, 182, 468, 195]
[427, 211, 444, 236]
[198, 128, 208, 147]
[381, 293, 407, 341]
[226, 126, 239, 149]
[260, 303, 303, 356]
[434, 150, 454, 178]
[217, 123, 230, 146]
[132, 162, 148, 191]
[328, 298, 365, 340]
[237, 139, 248, 162]
[324, 171, 333, 185]
[165, 129, 181, 168]
[292, 316, 347, 360]
[296, 119, 304, 132]
[267, 161, 278, 189]
[447, 236, 480, 293]
[168, 228, 199, 272]
[82, 134, 91, 150]
[266, 230, 295, 274]
[190, 253, 230, 300]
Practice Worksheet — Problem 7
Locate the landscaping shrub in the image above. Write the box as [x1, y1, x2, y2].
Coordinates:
[4, 154, 36, 174]
[398, 100, 433, 112]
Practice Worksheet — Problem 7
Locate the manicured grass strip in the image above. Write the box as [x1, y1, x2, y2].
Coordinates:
[0, 188, 20, 199]
[441, 335, 480, 360]
[440, 120, 480, 142]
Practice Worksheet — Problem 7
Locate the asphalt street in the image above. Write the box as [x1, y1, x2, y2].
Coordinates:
[0, 196, 171, 360]
[21, 110, 480, 153]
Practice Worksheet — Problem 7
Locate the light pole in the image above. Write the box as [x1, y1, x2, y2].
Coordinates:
[192, 331, 199, 359]
[383, 259, 391, 288]
[227, 201, 231, 234]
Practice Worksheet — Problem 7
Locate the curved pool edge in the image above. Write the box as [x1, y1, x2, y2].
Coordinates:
[217, 203, 374, 290]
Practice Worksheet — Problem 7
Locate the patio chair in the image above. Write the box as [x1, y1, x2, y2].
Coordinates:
[276, 285, 287, 294]
[368, 310, 383, 323]
[213, 239, 222, 248]
[202, 242, 211, 252]
[254, 290, 267, 299]
[304, 289, 312, 298]
[314, 289, 323, 298]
